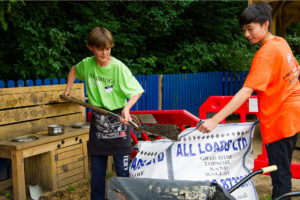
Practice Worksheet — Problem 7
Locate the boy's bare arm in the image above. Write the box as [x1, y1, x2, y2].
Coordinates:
[64, 66, 77, 96]
[197, 87, 253, 133]
[120, 92, 143, 125]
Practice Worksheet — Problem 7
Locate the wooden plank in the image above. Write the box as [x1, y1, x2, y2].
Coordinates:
[0, 84, 84, 96]
[0, 149, 11, 159]
[0, 113, 86, 141]
[24, 155, 42, 185]
[57, 173, 84, 188]
[48, 150, 58, 190]
[0, 179, 12, 192]
[0, 87, 84, 109]
[0, 119, 47, 140]
[158, 75, 163, 110]
[11, 150, 26, 200]
[46, 113, 86, 127]
[56, 146, 83, 161]
[57, 166, 84, 181]
[56, 160, 84, 174]
[45, 103, 83, 117]
[56, 154, 85, 167]
[162, 74, 168, 110]
[0, 106, 45, 125]
[56, 143, 82, 154]
[0, 99, 83, 125]
[82, 141, 89, 179]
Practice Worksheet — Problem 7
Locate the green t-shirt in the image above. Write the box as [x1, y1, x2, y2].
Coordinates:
[75, 56, 144, 110]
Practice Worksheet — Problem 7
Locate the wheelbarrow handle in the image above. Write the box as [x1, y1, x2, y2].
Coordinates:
[274, 191, 300, 200]
[228, 165, 277, 193]
[261, 165, 277, 174]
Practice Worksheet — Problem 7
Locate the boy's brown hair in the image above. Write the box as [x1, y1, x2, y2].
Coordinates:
[87, 27, 114, 49]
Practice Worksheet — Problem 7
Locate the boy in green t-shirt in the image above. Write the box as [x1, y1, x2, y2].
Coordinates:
[63, 27, 144, 200]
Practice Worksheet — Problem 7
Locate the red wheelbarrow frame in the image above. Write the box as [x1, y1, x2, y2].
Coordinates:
[199, 96, 300, 179]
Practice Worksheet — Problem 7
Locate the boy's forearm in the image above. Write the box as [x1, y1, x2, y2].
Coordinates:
[212, 87, 253, 123]
[65, 66, 77, 95]
[124, 93, 143, 111]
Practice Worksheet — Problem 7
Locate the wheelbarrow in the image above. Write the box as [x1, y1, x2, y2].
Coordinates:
[107, 165, 279, 200]
[274, 191, 300, 200]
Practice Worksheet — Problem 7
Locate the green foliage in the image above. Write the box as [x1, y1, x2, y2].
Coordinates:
[0, 0, 24, 30]
[106, 171, 115, 179]
[0, 1, 299, 81]
[126, 55, 158, 75]
[286, 31, 300, 63]
[0, 1, 10, 31]
[264, 194, 272, 200]
[17, 23, 72, 79]
[67, 184, 74, 192]
[5, 192, 11, 197]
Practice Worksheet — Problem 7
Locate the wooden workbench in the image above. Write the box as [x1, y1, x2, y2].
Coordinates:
[0, 84, 89, 200]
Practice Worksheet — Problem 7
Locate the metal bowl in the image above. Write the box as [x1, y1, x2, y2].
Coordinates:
[72, 122, 90, 129]
[48, 124, 65, 136]
[11, 135, 39, 143]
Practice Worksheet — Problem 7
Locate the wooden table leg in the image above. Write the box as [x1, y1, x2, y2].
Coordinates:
[82, 141, 89, 179]
[11, 150, 26, 200]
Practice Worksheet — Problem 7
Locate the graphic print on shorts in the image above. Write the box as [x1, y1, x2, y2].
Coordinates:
[93, 112, 127, 140]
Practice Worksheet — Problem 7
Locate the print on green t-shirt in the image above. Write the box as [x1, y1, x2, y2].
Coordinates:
[75, 56, 144, 110]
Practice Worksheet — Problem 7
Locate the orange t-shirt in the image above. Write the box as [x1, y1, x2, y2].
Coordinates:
[243, 36, 300, 144]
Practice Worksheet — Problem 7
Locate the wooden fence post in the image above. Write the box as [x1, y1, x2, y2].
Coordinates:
[159, 74, 163, 110]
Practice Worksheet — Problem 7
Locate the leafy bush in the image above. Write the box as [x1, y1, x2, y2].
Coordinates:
[286, 33, 300, 63]
[0, 1, 299, 81]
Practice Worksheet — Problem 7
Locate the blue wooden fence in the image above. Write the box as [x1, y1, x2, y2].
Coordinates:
[134, 75, 159, 111]
[162, 71, 249, 116]
[162, 72, 224, 116]
[223, 71, 249, 96]
[0, 71, 248, 117]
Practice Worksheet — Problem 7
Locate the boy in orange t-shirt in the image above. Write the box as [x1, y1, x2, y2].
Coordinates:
[197, 3, 300, 199]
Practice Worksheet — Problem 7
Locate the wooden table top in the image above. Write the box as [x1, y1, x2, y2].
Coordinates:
[0, 126, 89, 151]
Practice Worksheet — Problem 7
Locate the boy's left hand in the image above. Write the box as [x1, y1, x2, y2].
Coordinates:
[120, 108, 131, 126]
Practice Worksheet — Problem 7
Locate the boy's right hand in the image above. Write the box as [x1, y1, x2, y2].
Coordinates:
[60, 91, 71, 101]
[64, 91, 71, 97]
[197, 118, 218, 133]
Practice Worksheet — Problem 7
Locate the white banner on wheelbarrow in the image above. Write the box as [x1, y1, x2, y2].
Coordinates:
[130, 122, 258, 200]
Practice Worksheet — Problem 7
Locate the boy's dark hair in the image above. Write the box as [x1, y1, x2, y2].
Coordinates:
[87, 27, 114, 49]
[239, 3, 272, 31]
